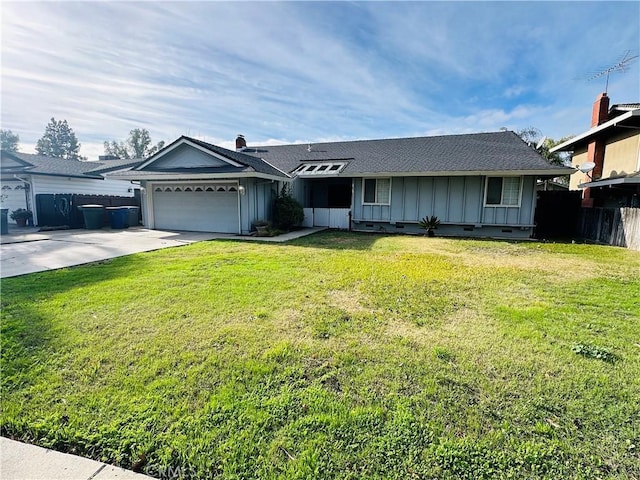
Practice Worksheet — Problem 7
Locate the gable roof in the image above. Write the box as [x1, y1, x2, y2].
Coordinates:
[244, 131, 571, 176]
[124, 136, 289, 180]
[551, 105, 640, 153]
[0, 151, 143, 179]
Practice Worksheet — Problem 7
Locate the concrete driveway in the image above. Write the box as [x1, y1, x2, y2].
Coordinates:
[0, 227, 226, 278]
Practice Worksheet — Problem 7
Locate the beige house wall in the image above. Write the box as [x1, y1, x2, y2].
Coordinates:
[569, 131, 640, 190]
[602, 130, 640, 178]
[569, 148, 588, 190]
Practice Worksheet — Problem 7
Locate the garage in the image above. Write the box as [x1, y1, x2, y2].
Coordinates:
[151, 183, 239, 233]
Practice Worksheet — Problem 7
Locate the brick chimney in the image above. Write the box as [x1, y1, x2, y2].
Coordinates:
[582, 93, 610, 207]
[235, 134, 246, 151]
[591, 92, 610, 127]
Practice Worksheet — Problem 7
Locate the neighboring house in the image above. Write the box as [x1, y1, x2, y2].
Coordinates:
[536, 178, 569, 191]
[550, 94, 640, 208]
[110, 131, 570, 239]
[0, 151, 141, 225]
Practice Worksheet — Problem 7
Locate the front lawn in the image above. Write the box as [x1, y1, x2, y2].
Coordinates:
[1, 232, 639, 479]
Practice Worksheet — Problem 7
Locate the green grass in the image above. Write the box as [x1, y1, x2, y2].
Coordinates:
[2, 232, 639, 479]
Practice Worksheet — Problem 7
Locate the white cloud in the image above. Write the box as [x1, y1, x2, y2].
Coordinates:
[1, 1, 638, 159]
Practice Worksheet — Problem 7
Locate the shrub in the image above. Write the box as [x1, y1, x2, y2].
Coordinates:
[273, 184, 304, 231]
[9, 208, 33, 221]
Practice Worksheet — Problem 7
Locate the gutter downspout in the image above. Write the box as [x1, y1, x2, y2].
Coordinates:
[13, 174, 34, 225]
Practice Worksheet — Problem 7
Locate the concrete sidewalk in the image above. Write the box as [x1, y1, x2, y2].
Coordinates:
[0, 437, 154, 480]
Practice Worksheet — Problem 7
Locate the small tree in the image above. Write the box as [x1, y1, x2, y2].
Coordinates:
[516, 127, 573, 166]
[1, 129, 20, 152]
[103, 140, 130, 159]
[36, 118, 83, 160]
[273, 184, 304, 231]
[104, 128, 165, 159]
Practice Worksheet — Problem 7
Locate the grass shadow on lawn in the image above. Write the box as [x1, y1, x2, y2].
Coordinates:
[289, 229, 594, 253]
[288, 230, 382, 250]
[1, 253, 154, 428]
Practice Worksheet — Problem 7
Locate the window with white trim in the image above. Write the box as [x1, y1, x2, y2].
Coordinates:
[363, 178, 391, 205]
[485, 177, 522, 206]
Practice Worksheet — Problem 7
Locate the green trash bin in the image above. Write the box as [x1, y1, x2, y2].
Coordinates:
[123, 206, 140, 227]
[106, 207, 128, 229]
[0, 208, 9, 234]
[78, 204, 105, 229]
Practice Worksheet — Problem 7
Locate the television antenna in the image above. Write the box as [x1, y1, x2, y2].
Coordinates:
[587, 50, 638, 93]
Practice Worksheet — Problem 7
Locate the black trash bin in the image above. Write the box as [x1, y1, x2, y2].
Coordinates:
[123, 206, 140, 227]
[106, 207, 128, 229]
[78, 204, 105, 229]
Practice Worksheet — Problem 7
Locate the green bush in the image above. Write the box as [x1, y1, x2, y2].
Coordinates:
[273, 184, 304, 231]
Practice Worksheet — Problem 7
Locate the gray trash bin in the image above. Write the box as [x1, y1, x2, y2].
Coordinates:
[78, 204, 105, 229]
[123, 206, 140, 227]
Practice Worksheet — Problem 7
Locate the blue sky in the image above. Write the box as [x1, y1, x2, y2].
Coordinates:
[2, 1, 639, 160]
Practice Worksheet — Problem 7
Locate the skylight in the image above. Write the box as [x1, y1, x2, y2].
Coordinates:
[294, 162, 345, 176]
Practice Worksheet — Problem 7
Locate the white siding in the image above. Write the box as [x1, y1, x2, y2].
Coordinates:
[0, 181, 29, 224]
[32, 175, 134, 197]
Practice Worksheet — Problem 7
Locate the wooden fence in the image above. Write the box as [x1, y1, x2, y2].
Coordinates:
[577, 207, 640, 250]
[36, 193, 141, 229]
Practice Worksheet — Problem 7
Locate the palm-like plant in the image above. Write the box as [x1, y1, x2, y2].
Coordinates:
[418, 215, 440, 237]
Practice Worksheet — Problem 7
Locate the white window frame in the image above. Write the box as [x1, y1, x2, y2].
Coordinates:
[362, 178, 391, 206]
[484, 176, 523, 207]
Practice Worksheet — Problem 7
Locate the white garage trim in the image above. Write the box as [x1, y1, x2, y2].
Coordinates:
[148, 181, 241, 233]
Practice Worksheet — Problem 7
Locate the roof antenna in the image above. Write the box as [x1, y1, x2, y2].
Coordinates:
[587, 50, 638, 94]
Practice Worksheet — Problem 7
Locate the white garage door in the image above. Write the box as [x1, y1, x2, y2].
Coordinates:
[152, 184, 239, 233]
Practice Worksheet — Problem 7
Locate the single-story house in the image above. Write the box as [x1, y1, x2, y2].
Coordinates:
[109, 131, 571, 239]
[551, 94, 640, 208]
[0, 151, 141, 225]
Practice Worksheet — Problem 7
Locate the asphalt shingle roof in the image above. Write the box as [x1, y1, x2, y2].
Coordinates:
[243, 131, 567, 175]
[156, 136, 289, 178]
[1, 152, 143, 178]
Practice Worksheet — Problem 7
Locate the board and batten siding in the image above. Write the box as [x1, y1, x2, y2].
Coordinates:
[352, 176, 536, 226]
[238, 178, 277, 234]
